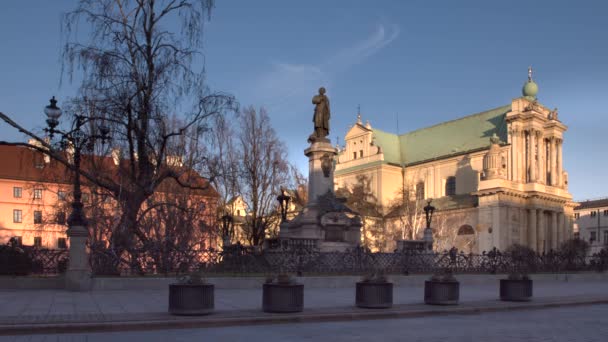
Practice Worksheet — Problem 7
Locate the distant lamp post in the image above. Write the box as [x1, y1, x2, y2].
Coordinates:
[277, 188, 291, 223]
[43, 96, 110, 291]
[221, 213, 233, 247]
[423, 199, 435, 250]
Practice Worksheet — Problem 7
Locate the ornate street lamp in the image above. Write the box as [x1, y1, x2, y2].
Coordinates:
[43, 96, 110, 290]
[221, 213, 233, 247]
[276, 188, 291, 223]
[423, 199, 435, 250]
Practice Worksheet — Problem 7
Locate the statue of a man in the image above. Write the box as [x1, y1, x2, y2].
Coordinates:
[312, 87, 330, 139]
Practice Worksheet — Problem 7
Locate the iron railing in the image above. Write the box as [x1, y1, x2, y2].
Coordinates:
[87, 245, 608, 277]
[0, 245, 68, 276]
[3, 242, 607, 277]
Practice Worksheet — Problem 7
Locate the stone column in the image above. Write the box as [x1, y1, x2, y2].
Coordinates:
[518, 130, 524, 182]
[537, 209, 545, 253]
[550, 137, 557, 186]
[525, 130, 531, 182]
[529, 130, 536, 182]
[65, 225, 91, 291]
[557, 139, 563, 187]
[557, 212, 565, 246]
[528, 208, 537, 251]
[520, 208, 527, 246]
[509, 127, 516, 181]
[551, 211, 558, 251]
[511, 127, 521, 182]
[536, 131, 544, 184]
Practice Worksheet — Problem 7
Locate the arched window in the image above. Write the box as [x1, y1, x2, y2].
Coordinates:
[415, 181, 425, 200]
[457, 224, 475, 235]
[445, 176, 456, 196]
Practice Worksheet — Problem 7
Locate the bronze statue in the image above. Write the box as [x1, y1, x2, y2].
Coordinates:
[311, 87, 330, 140]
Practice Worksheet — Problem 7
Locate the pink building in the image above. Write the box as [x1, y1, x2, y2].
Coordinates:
[0, 145, 219, 249]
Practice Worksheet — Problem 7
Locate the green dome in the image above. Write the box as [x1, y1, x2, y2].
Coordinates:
[522, 80, 538, 99]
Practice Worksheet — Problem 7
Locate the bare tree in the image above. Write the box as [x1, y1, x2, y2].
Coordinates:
[0, 0, 236, 249]
[237, 107, 290, 246]
[205, 114, 241, 241]
[387, 171, 427, 241]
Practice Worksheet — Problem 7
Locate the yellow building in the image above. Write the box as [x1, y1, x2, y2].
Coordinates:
[335, 69, 575, 253]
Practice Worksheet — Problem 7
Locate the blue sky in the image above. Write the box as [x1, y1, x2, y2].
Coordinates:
[1, 0, 607, 201]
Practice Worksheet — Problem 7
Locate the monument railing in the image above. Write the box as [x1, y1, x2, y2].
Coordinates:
[84, 245, 608, 277]
[0, 244, 68, 276]
[3, 241, 607, 276]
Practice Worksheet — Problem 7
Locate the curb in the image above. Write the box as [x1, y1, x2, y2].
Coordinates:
[1, 297, 608, 336]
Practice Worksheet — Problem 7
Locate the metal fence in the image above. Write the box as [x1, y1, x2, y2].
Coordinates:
[3, 242, 607, 277]
[87, 245, 608, 277]
[0, 245, 68, 276]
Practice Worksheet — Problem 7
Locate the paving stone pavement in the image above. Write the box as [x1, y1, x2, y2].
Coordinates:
[0, 279, 607, 324]
[2, 303, 608, 341]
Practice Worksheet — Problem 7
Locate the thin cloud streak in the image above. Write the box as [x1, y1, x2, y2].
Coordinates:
[243, 24, 400, 111]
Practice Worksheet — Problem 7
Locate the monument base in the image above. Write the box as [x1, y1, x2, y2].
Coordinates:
[279, 192, 362, 252]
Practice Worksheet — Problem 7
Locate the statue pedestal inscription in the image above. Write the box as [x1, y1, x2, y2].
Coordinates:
[279, 88, 361, 252]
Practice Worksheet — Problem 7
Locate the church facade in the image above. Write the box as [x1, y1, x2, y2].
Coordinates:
[334, 70, 576, 253]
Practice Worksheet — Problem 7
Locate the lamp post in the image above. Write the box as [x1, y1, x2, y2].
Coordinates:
[44, 97, 110, 291]
[423, 199, 435, 251]
[276, 188, 291, 223]
[221, 213, 233, 248]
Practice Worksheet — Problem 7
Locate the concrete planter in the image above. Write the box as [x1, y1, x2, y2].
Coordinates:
[355, 282, 393, 308]
[168, 283, 214, 315]
[262, 283, 304, 313]
[500, 279, 533, 302]
[424, 280, 459, 305]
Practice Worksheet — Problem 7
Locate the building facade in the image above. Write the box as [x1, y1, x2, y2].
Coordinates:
[0, 144, 219, 249]
[574, 198, 608, 254]
[335, 70, 576, 253]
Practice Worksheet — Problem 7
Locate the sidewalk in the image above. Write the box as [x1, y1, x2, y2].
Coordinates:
[1, 278, 607, 335]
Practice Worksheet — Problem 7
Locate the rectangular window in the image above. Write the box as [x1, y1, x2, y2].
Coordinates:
[591, 211, 597, 217]
[416, 182, 425, 201]
[445, 176, 456, 196]
[574, 213, 580, 219]
[12, 236, 22, 246]
[604, 210, 608, 216]
[13, 209, 22, 223]
[34, 237, 42, 247]
[58, 190, 66, 201]
[33, 210, 42, 224]
[359, 150, 363, 158]
[353, 152, 357, 160]
[57, 211, 66, 225]
[57, 238, 67, 249]
[590, 231, 597, 242]
[13, 187, 22, 198]
[33, 188, 43, 199]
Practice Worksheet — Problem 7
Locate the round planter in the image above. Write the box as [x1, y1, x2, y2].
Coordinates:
[424, 280, 459, 305]
[500, 279, 533, 302]
[262, 283, 304, 313]
[356, 282, 393, 308]
[168, 283, 214, 315]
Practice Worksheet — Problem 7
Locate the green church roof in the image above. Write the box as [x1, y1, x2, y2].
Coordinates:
[373, 104, 511, 166]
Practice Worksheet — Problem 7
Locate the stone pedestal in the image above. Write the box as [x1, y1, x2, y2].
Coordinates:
[305, 138, 337, 204]
[279, 137, 361, 251]
[65, 225, 92, 291]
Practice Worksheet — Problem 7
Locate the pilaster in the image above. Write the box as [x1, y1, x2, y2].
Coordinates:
[528, 208, 537, 251]
[550, 211, 558, 250]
